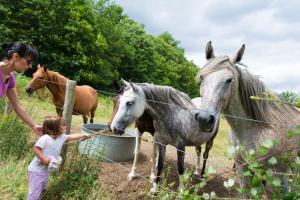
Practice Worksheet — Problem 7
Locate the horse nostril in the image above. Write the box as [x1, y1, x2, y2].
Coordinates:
[207, 115, 215, 125]
[195, 113, 199, 121]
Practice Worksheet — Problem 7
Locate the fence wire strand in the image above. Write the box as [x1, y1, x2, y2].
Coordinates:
[21, 77, 300, 198]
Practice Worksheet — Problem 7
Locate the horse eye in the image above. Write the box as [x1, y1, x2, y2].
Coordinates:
[199, 75, 204, 82]
[126, 101, 134, 106]
[38, 76, 44, 79]
[225, 78, 233, 84]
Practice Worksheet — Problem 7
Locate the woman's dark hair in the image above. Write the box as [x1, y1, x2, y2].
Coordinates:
[1, 41, 38, 61]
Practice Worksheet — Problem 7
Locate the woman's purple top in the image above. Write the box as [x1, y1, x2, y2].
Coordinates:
[0, 68, 16, 97]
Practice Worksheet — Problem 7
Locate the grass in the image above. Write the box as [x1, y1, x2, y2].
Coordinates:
[0, 155, 32, 200]
[1, 74, 232, 199]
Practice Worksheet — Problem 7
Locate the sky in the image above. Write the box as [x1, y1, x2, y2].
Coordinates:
[114, 0, 300, 93]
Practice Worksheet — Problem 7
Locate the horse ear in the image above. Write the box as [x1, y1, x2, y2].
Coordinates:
[37, 64, 41, 69]
[231, 44, 245, 64]
[112, 80, 120, 90]
[43, 65, 48, 72]
[121, 78, 129, 86]
[205, 41, 215, 60]
[129, 81, 138, 93]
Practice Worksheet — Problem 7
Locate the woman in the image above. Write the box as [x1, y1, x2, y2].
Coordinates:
[0, 41, 42, 136]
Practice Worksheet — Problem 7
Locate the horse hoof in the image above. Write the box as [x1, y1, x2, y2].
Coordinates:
[128, 172, 137, 181]
[194, 170, 200, 176]
[150, 187, 158, 194]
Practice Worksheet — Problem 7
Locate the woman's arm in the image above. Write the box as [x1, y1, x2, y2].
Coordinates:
[6, 87, 42, 136]
[33, 146, 50, 166]
[67, 133, 91, 141]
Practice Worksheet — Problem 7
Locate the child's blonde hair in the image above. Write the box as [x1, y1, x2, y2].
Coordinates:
[42, 116, 66, 137]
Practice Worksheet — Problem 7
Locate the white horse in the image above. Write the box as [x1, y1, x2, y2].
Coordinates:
[195, 41, 300, 197]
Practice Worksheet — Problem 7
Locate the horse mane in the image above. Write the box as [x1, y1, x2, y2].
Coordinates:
[47, 70, 68, 92]
[236, 66, 300, 127]
[47, 70, 68, 84]
[129, 83, 195, 111]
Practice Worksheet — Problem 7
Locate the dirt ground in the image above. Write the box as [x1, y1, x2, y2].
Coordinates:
[97, 140, 239, 200]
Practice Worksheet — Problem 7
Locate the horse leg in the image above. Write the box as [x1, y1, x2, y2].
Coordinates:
[177, 145, 185, 193]
[200, 139, 214, 176]
[150, 143, 166, 193]
[194, 145, 202, 176]
[90, 107, 97, 124]
[128, 128, 142, 180]
[90, 112, 94, 124]
[150, 142, 158, 182]
[83, 115, 88, 124]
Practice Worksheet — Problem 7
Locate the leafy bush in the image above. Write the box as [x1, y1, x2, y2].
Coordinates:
[280, 91, 298, 104]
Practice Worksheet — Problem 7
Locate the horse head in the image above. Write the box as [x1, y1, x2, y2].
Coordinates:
[195, 41, 245, 132]
[25, 64, 49, 95]
[110, 79, 146, 135]
[107, 80, 126, 131]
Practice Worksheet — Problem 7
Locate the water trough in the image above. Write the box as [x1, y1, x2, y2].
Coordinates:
[79, 123, 136, 162]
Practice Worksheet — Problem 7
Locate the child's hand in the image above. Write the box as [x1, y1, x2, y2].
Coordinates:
[85, 134, 93, 139]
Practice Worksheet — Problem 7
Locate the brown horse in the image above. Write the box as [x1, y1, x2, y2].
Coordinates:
[108, 81, 217, 181]
[25, 65, 98, 124]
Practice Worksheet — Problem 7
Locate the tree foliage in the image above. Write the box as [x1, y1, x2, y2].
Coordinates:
[0, 0, 198, 96]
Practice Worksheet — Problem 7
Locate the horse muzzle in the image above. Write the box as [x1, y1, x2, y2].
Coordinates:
[112, 126, 125, 135]
[195, 111, 216, 132]
[25, 87, 35, 96]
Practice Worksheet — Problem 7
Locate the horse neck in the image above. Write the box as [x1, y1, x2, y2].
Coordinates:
[46, 71, 67, 98]
[223, 79, 267, 140]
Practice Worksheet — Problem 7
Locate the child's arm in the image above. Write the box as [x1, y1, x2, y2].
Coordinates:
[67, 133, 91, 141]
[33, 146, 50, 166]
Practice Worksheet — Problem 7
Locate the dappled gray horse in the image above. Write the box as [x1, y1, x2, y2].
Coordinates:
[109, 83, 209, 181]
[111, 81, 219, 192]
[195, 41, 300, 196]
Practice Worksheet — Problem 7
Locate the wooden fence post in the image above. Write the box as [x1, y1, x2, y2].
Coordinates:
[60, 80, 76, 168]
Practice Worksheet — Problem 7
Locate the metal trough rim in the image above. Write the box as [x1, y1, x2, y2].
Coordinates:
[81, 124, 136, 138]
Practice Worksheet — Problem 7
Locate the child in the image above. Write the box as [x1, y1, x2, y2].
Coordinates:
[27, 116, 91, 200]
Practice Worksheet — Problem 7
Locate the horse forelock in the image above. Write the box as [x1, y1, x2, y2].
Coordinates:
[197, 56, 231, 80]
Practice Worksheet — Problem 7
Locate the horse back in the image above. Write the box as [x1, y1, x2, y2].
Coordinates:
[73, 85, 98, 114]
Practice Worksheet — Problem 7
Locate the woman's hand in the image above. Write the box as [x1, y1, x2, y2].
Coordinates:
[32, 124, 43, 137]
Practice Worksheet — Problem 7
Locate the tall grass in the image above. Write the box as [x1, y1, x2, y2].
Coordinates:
[0, 114, 31, 160]
[43, 145, 106, 200]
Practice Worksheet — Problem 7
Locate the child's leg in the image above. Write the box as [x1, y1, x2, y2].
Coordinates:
[27, 171, 50, 200]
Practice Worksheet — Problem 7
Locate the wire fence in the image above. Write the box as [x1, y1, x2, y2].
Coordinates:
[24, 78, 300, 173]
[17, 76, 300, 198]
